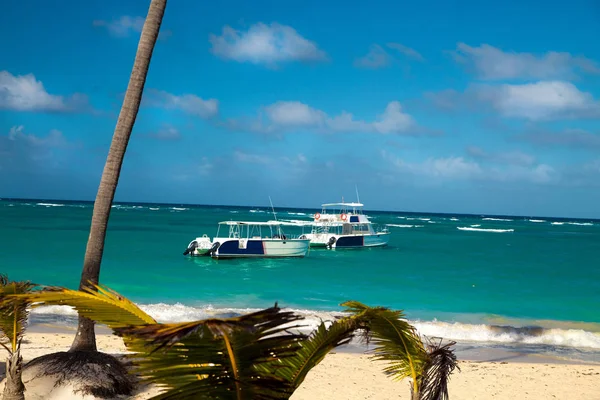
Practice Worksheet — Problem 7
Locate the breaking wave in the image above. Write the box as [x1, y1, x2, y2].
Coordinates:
[482, 218, 513, 222]
[528, 219, 546, 223]
[30, 304, 600, 350]
[458, 227, 514, 233]
[386, 224, 424, 228]
[36, 203, 65, 207]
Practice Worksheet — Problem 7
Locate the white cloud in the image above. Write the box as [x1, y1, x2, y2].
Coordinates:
[372, 102, 414, 133]
[472, 81, 599, 120]
[429, 81, 600, 120]
[382, 150, 556, 184]
[93, 16, 144, 37]
[355, 43, 423, 69]
[354, 45, 392, 69]
[146, 126, 181, 141]
[146, 90, 219, 118]
[245, 101, 416, 135]
[0, 71, 87, 112]
[8, 125, 68, 147]
[452, 43, 600, 80]
[209, 23, 327, 66]
[387, 43, 424, 62]
[265, 101, 326, 127]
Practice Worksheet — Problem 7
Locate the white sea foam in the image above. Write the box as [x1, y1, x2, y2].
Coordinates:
[427, 221, 436, 224]
[458, 227, 514, 233]
[551, 222, 565, 225]
[450, 218, 459, 221]
[419, 218, 431, 221]
[470, 224, 481, 227]
[386, 224, 424, 228]
[249, 209, 264, 213]
[528, 219, 546, 223]
[397, 216, 406, 219]
[149, 207, 160, 211]
[287, 212, 307, 216]
[30, 305, 600, 350]
[170, 207, 188, 211]
[413, 320, 600, 350]
[482, 218, 513, 222]
[567, 222, 594, 226]
[36, 203, 64, 207]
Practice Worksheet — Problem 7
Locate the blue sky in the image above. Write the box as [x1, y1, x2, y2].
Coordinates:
[1, 0, 600, 218]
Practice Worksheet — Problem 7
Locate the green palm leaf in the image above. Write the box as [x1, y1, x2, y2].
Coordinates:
[0, 274, 37, 353]
[418, 337, 459, 400]
[270, 317, 358, 394]
[341, 301, 428, 395]
[114, 304, 306, 400]
[17, 284, 156, 329]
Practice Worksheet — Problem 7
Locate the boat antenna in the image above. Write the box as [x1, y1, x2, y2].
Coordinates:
[355, 185, 361, 204]
[268, 196, 278, 222]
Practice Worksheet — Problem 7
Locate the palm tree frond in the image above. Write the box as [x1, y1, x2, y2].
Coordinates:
[0, 274, 37, 352]
[342, 301, 427, 392]
[419, 337, 460, 400]
[115, 304, 306, 400]
[17, 284, 156, 330]
[271, 318, 356, 393]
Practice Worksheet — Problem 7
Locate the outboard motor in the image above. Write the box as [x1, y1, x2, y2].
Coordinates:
[208, 241, 220, 257]
[183, 240, 198, 256]
[327, 236, 336, 249]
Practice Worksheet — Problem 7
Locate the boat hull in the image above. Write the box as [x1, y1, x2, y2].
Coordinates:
[212, 238, 310, 258]
[308, 232, 390, 249]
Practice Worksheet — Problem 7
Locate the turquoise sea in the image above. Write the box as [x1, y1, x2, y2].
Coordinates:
[1, 199, 599, 361]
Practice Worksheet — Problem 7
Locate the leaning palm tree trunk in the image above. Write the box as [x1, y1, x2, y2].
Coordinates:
[70, 0, 167, 352]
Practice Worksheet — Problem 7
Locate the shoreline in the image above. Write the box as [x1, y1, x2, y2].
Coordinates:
[26, 323, 600, 366]
[2, 330, 600, 399]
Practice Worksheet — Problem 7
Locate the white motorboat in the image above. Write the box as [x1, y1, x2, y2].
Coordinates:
[183, 221, 310, 259]
[302, 202, 390, 249]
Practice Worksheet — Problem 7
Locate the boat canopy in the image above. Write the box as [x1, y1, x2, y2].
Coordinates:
[321, 202, 364, 208]
[218, 221, 289, 226]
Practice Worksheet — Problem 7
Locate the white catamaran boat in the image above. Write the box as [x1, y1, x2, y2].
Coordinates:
[302, 202, 390, 249]
[183, 221, 310, 259]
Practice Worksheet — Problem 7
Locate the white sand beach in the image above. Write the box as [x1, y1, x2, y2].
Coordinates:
[1, 331, 599, 399]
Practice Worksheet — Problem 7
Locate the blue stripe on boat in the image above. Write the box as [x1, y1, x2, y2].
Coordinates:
[217, 240, 265, 255]
[335, 235, 364, 248]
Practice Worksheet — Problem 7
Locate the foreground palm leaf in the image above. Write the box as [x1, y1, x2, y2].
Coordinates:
[271, 316, 360, 394]
[342, 301, 428, 397]
[0, 275, 38, 400]
[18, 284, 157, 330]
[418, 337, 459, 400]
[115, 305, 306, 400]
[0, 275, 37, 353]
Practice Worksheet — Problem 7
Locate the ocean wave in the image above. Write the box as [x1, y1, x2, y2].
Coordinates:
[149, 207, 160, 211]
[450, 218, 459, 221]
[528, 219, 546, 223]
[170, 207, 188, 211]
[482, 218, 513, 222]
[287, 212, 307, 216]
[458, 227, 514, 233]
[36, 203, 64, 207]
[30, 305, 600, 350]
[385, 224, 424, 228]
[551, 222, 565, 225]
[413, 320, 600, 350]
[567, 222, 594, 226]
[249, 210, 264, 213]
[427, 221, 436, 224]
[470, 224, 481, 227]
